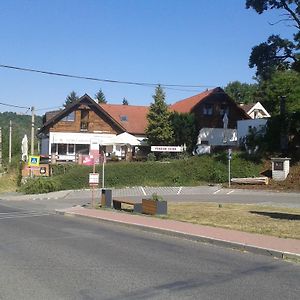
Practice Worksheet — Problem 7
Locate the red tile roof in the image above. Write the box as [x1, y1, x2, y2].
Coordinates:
[99, 103, 149, 135]
[170, 87, 221, 113]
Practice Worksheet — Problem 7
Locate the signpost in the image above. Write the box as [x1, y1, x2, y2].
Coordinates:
[89, 173, 99, 208]
[228, 148, 232, 187]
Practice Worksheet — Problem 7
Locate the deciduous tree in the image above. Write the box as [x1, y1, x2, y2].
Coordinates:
[170, 112, 196, 152]
[224, 81, 258, 104]
[246, 0, 300, 79]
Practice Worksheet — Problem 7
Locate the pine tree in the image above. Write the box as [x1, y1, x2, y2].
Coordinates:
[122, 97, 129, 105]
[146, 85, 174, 145]
[95, 89, 107, 104]
[64, 91, 79, 107]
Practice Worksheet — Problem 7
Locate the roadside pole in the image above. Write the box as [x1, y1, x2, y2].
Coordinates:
[228, 148, 232, 188]
[102, 150, 105, 188]
[0, 127, 2, 169]
[9, 120, 12, 164]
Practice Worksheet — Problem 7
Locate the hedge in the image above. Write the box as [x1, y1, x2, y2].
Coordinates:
[20, 153, 262, 194]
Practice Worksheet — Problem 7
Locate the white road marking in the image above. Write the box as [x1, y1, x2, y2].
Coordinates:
[227, 190, 235, 195]
[140, 186, 147, 196]
[177, 187, 183, 195]
[213, 189, 221, 194]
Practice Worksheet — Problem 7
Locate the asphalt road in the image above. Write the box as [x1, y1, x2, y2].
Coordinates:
[0, 202, 299, 300]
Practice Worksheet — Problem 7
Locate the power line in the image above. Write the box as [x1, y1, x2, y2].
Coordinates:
[0, 101, 30, 109]
[0, 64, 216, 89]
[35, 106, 63, 112]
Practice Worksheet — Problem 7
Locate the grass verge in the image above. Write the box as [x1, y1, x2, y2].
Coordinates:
[166, 202, 300, 240]
[0, 173, 17, 193]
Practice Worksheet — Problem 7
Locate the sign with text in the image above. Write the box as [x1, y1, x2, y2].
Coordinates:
[151, 146, 183, 152]
[89, 173, 99, 186]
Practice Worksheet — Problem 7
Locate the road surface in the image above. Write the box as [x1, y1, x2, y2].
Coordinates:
[0, 202, 299, 300]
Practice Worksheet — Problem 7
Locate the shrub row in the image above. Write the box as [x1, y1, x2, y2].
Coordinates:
[20, 153, 262, 194]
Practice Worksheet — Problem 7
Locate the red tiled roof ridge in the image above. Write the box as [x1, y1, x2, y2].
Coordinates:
[170, 87, 221, 113]
[99, 103, 149, 108]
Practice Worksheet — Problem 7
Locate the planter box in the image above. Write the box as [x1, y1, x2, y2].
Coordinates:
[142, 199, 167, 215]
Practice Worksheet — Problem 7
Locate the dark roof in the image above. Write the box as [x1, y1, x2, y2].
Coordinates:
[239, 103, 255, 113]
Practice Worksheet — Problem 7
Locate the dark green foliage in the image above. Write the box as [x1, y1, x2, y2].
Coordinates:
[20, 155, 262, 193]
[224, 81, 258, 104]
[256, 70, 300, 114]
[64, 91, 79, 107]
[0, 112, 42, 166]
[246, 1, 300, 79]
[95, 89, 107, 104]
[170, 112, 197, 153]
[240, 112, 300, 161]
[19, 177, 61, 194]
[146, 85, 174, 146]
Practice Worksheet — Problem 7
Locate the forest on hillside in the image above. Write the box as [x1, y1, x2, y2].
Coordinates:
[0, 112, 42, 165]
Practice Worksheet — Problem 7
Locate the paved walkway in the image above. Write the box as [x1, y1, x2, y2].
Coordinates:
[57, 206, 300, 260]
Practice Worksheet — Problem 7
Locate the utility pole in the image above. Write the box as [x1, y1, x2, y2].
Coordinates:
[31, 106, 35, 155]
[279, 96, 288, 156]
[0, 127, 2, 169]
[9, 120, 12, 163]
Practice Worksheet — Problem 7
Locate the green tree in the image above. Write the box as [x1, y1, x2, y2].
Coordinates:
[146, 85, 174, 146]
[246, 0, 300, 79]
[256, 70, 300, 114]
[170, 112, 197, 152]
[224, 81, 258, 104]
[122, 97, 129, 105]
[64, 91, 79, 107]
[95, 89, 107, 104]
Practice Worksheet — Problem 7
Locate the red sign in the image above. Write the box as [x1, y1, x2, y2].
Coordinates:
[82, 155, 95, 166]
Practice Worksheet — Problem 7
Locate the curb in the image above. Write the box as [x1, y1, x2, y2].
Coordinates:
[56, 210, 300, 261]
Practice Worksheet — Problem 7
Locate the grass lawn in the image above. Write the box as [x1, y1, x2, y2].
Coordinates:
[0, 173, 17, 193]
[166, 202, 300, 240]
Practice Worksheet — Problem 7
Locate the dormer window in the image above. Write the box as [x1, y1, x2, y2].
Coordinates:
[120, 115, 128, 122]
[62, 111, 75, 121]
[203, 104, 213, 115]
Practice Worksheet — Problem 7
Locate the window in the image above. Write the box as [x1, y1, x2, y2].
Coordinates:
[220, 105, 229, 116]
[203, 104, 213, 115]
[120, 115, 128, 122]
[62, 111, 75, 121]
[80, 110, 89, 131]
[76, 144, 89, 155]
[51, 143, 57, 154]
[68, 144, 75, 154]
[58, 144, 67, 155]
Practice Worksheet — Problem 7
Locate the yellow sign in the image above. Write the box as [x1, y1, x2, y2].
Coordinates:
[28, 155, 40, 167]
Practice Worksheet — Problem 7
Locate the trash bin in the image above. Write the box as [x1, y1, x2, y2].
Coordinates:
[101, 189, 112, 208]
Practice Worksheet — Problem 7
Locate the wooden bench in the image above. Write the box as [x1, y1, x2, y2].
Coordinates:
[113, 199, 142, 213]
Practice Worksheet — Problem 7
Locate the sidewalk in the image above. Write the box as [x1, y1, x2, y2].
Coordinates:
[56, 206, 300, 260]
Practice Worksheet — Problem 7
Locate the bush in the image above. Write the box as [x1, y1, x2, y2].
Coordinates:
[20, 154, 263, 193]
[19, 177, 61, 194]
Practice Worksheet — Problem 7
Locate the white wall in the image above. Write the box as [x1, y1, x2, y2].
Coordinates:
[237, 119, 267, 145]
[197, 128, 237, 146]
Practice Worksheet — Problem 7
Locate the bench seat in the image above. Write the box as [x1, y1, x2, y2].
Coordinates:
[113, 199, 142, 213]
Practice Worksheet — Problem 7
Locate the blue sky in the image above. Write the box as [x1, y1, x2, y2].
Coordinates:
[0, 0, 295, 114]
